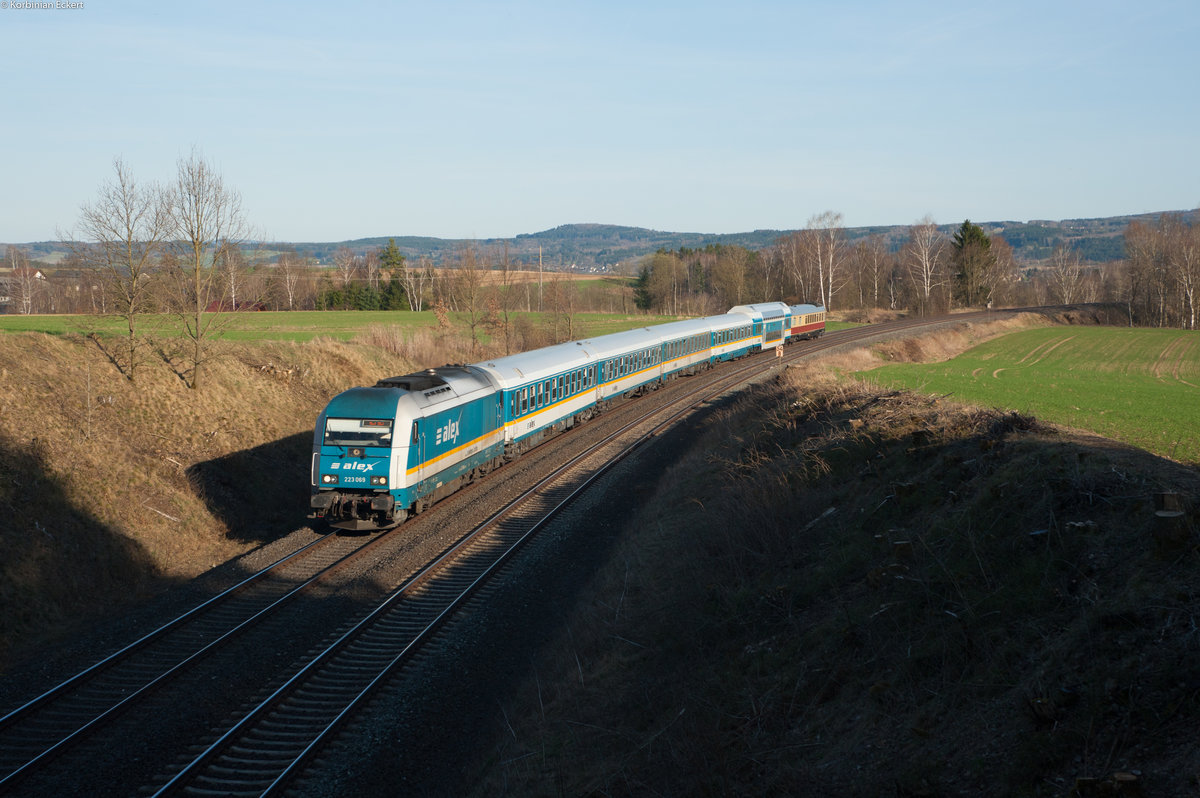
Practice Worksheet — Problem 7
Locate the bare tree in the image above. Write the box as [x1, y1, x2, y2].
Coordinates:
[776, 232, 809, 301]
[644, 251, 686, 314]
[987, 235, 1017, 306]
[216, 240, 249, 310]
[710, 246, 750, 307]
[363, 249, 381, 292]
[166, 150, 250, 389]
[68, 158, 173, 379]
[449, 245, 488, 353]
[851, 235, 890, 309]
[802, 211, 847, 310]
[1049, 243, 1084, 304]
[545, 272, 581, 342]
[402, 256, 433, 311]
[332, 247, 357, 289]
[274, 250, 307, 310]
[6, 247, 43, 315]
[489, 242, 520, 354]
[1163, 213, 1199, 330]
[903, 216, 947, 315]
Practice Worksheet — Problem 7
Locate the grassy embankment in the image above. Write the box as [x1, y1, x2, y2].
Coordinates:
[0, 309, 677, 342]
[0, 309, 673, 668]
[861, 326, 1200, 463]
[469, 318, 1200, 797]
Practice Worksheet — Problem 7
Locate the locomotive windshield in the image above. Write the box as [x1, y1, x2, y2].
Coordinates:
[323, 418, 394, 448]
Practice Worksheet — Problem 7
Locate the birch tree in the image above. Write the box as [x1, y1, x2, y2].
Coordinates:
[804, 211, 847, 310]
[1164, 213, 1199, 330]
[7, 248, 41, 315]
[70, 158, 173, 380]
[1049, 244, 1084, 304]
[903, 216, 947, 315]
[274, 250, 306, 310]
[168, 150, 250, 390]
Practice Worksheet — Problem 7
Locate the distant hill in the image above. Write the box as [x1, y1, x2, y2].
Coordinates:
[6, 210, 1195, 273]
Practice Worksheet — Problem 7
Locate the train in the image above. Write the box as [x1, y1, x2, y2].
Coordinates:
[310, 301, 826, 531]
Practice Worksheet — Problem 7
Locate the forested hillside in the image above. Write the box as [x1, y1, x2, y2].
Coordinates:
[9, 211, 1194, 272]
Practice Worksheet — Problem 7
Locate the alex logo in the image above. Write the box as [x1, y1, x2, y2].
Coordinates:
[330, 461, 377, 472]
[436, 418, 460, 446]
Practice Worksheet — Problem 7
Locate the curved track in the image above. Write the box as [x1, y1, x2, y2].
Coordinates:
[148, 332, 792, 795]
[0, 308, 1016, 795]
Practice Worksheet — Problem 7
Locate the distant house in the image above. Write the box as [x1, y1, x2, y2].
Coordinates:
[0, 266, 46, 312]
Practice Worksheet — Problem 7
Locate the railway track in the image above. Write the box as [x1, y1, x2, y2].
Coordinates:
[0, 531, 396, 791]
[145, 337, 790, 795]
[0, 308, 1010, 795]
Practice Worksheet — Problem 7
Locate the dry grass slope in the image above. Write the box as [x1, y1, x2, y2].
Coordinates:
[0, 324, 489, 667]
[472, 328, 1200, 797]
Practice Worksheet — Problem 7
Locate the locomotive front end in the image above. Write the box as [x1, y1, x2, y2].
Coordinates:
[310, 387, 409, 531]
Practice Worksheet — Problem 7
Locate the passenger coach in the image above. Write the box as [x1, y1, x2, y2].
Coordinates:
[787, 303, 826, 340]
[310, 299, 824, 530]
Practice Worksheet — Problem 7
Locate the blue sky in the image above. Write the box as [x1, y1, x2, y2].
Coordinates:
[2, 0, 1197, 243]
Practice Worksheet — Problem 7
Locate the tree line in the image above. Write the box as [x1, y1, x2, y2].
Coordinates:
[631, 210, 1200, 329]
[0, 154, 617, 383]
[4, 160, 1197, 389]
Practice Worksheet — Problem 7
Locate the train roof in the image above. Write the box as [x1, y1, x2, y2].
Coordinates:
[789, 303, 825, 314]
[575, 326, 665, 360]
[373, 365, 496, 410]
[472, 340, 597, 388]
[322, 386, 405, 420]
[729, 301, 790, 320]
[647, 316, 721, 340]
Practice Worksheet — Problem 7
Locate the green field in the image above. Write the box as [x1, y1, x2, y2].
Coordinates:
[859, 326, 1200, 462]
[0, 310, 683, 342]
[0, 310, 857, 342]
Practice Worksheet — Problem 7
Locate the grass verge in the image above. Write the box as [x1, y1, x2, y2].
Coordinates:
[859, 326, 1200, 464]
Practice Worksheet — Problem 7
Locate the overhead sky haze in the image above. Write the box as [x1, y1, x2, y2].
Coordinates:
[2, 0, 1197, 243]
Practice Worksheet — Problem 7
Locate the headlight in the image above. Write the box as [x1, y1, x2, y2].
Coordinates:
[370, 476, 387, 486]
[322, 474, 338, 484]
